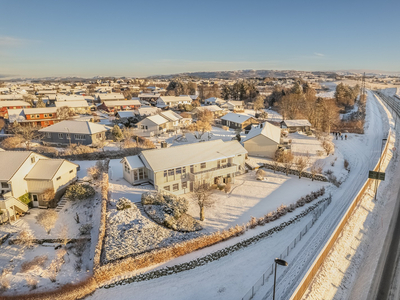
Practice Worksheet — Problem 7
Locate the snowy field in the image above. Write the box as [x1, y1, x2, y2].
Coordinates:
[86, 90, 390, 300]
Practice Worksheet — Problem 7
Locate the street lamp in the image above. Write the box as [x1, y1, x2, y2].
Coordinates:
[273, 258, 288, 300]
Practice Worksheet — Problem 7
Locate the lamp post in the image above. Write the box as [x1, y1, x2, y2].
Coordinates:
[374, 138, 387, 200]
[273, 258, 288, 300]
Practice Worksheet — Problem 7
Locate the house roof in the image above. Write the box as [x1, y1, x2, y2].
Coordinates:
[103, 100, 141, 107]
[24, 107, 57, 115]
[122, 155, 144, 169]
[194, 105, 222, 113]
[144, 115, 168, 125]
[243, 122, 281, 143]
[117, 111, 136, 118]
[39, 120, 108, 134]
[24, 159, 67, 180]
[7, 109, 25, 122]
[139, 93, 161, 98]
[0, 94, 23, 100]
[0, 151, 32, 181]
[158, 96, 192, 103]
[282, 119, 312, 127]
[139, 139, 247, 172]
[205, 97, 225, 103]
[159, 110, 182, 122]
[137, 107, 159, 116]
[55, 100, 89, 108]
[97, 93, 125, 100]
[221, 113, 253, 124]
[55, 94, 85, 102]
[0, 101, 31, 108]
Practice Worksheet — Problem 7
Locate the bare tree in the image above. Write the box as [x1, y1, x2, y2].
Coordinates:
[310, 161, 324, 181]
[322, 140, 334, 156]
[187, 120, 212, 140]
[191, 182, 214, 221]
[36, 210, 58, 234]
[1, 136, 23, 149]
[57, 106, 75, 120]
[253, 94, 265, 113]
[295, 155, 309, 179]
[41, 188, 55, 205]
[281, 151, 294, 176]
[12, 125, 41, 150]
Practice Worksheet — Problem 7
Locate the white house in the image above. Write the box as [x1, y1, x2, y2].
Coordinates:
[243, 122, 282, 158]
[204, 97, 225, 106]
[136, 115, 169, 136]
[121, 139, 247, 195]
[156, 96, 192, 108]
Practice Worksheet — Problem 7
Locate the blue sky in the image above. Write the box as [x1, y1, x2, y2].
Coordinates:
[1, 0, 399, 78]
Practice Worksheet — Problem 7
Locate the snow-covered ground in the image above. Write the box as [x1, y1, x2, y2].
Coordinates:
[317, 82, 337, 98]
[85, 89, 389, 300]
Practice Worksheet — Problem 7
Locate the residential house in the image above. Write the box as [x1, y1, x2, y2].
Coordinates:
[159, 110, 183, 131]
[220, 113, 258, 131]
[95, 93, 125, 103]
[99, 99, 141, 112]
[135, 115, 168, 136]
[138, 93, 161, 103]
[39, 120, 109, 146]
[55, 94, 86, 102]
[204, 97, 226, 106]
[6, 107, 59, 129]
[280, 119, 312, 132]
[220, 100, 245, 112]
[0, 101, 32, 118]
[156, 96, 192, 108]
[55, 100, 89, 114]
[243, 122, 282, 158]
[0, 151, 78, 222]
[135, 106, 160, 117]
[192, 105, 226, 118]
[121, 139, 247, 195]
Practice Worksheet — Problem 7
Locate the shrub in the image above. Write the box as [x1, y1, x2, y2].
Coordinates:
[79, 224, 93, 235]
[344, 159, 350, 171]
[249, 216, 257, 229]
[0, 136, 23, 149]
[116, 197, 132, 210]
[19, 193, 32, 207]
[65, 184, 95, 200]
[0, 276, 10, 290]
[25, 276, 38, 290]
[20, 255, 48, 273]
[72, 239, 87, 257]
[217, 184, 225, 191]
[256, 168, 266, 180]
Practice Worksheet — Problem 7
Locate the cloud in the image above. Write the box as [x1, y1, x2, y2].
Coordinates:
[314, 52, 325, 57]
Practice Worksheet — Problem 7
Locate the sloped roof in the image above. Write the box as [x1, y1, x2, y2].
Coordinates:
[123, 155, 144, 169]
[55, 100, 89, 108]
[194, 105, 222, 112]
[55, 94, 85, 101]
[137, 107, 159, 116]
[24, 107, 57, 115]
[97, 93, 125, 100]
[139, 93, 161, 98]
[159, 110, 182, 122]
[117, 111, 136, 118]
[7, 109, 26, 122]
[158, 96, 192, 103]
[0, 151, 32, 181]
[0, 101, 31, 108]
[205, 97, 225, 103]
[0, 94, 23, 100]
[39, 120, 108, 134]
[103, 100, 141, 107]
[221, 113, 253, 124]
[25, 159, 64, 180]
[243, 122, 281, 143]
[282, 119, 312, 127]
[139, 139, 247, 172]
[145, 115, 168, 125]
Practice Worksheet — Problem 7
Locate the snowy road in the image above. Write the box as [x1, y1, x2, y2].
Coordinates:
[86, 91, 388, 300]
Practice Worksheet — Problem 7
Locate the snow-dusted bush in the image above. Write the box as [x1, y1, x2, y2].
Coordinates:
[66, 184, 95, 201]
[141, 191, 188, 219]
[79, 223, 93, 235]
[15, 230, 35, 248]
[116, 197, 132, 210]
[256, 168, 266, 180]
[20, 255, 48, 273]
[36, 210, 58, 234]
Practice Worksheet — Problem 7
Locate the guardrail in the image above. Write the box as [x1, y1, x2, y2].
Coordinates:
[288, 128, 391, 300]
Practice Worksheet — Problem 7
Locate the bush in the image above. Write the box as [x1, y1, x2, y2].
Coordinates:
[19, 193, 32, 207]
[65, 184, 95, 200]
[217, 184, 225, 191]
[256, 168, 266, 180]
[79, 224, 93, 235]
[0, 136, 23, 149]
[20, 255, 48, 273]
[344, 159, 350, 171]
[116, 197, 132, 210]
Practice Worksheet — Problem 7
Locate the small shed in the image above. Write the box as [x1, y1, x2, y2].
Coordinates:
[280, 119, 311, 132]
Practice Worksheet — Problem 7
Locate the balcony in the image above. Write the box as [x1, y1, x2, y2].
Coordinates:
[188, 163, 238, 181]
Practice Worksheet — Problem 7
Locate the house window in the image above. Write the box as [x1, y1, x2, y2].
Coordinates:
[44, 114, 48, 117]
[164, 170, 167, 177]
[176, 167, 182, 174]
[96, 133, 103, 138]
[173, 184, 179, 191]
[190, 165, 194, 173]
[46, 132, 51, 138]
[182, 182, 187, 189]
[201, 163, 206, 169]
[1, 182, 8, 189]
[56, 176, 61, 180]
[164, 185, 170, 191]
[74, 134, 86, 140]
[49, 114, 53, 117]
[134, 170, 138, 180]
[139, 168, 144, 180]
[31, 157, 35, 163]
[221, 159, 227, 164]
[69, 170, 73, 173]
[58, 133, 63, 139]
[168, 169, 174, 176]
[36, 114, 40, 118]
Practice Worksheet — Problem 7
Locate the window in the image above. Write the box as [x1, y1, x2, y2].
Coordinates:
[134, 170, 138, 181]
[58, 133, 63, 139]
[221, 159, 227, 164]
[69, 170, 73, 173]
[182, 182, 187, 189]
[1, 182, 8, 189]
[190, 165, 194, 173]
[173, 183, 179, 191]
[36, 114, 40, 118]
[182, 166, 186, 173]
[46, 132, 51, 138]
[176, 167, 182, 174]
[139, 168, 144, 180]
[56, 176, 61, 180]
[49, 114, 53, 117]
[164, 185, 170, 191]
[124, 163, 130, 173]
[201, 162, 206, 169]
[31, 157, 35, 163]
[164, 170, 167, 177]
[44, 114, 48, 117]
[74, 134, 86, 140]
[168, 169, 174, 176]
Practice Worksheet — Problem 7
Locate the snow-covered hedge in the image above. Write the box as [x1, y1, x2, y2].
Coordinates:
[141, 191, 202, 232]
[263, 163, 328, 182]
[65, 184, 95, 201]
[116, 197, 132, 211]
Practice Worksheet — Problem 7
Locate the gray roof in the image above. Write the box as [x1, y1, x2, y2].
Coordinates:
[55, 100, 88, 108]
[243, 122, 281, 143]
[0, 151, 32, 181]
[159, 110, 182, 122]
[25, 159, 64, 180]
[103, 100, 141, 107]
[221, 113, 253, 124]
[139, 139, 247, 172]
[282, 119, 312, 127]
[122, 156, 144, 169]
[39, 120, 108, 134]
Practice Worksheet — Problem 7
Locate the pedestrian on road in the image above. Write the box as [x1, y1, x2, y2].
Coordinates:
[345, 134, 347, 140]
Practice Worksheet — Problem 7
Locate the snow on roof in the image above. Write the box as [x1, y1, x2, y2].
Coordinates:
[7, 109, 25, 122]
[39, 120, 108, 134]
[117, 111, 136, 118]
[0, 94, 23, 100]
[0, 101, 31, 108]
[180, 95, 198, 100]
[243, 122, 281, 143]
[25, 159, 65, 180]
[145, 114, 168, 125]
[224, 100, 244, 106]
[140, 139, 247, 172]
[24, 107, 57, 115]
[97, 93, 125, 100]
[221, 113, 252, 124]
[159, 110, 182, 122]
[137, 107, 159, 116]
[55, 94, 85, 101]
[282, 119, 312, 127]
[0, 151, 32, 181]
[195, 105, 222, 112]
[55, 100, 89, 108]
[123, 155, 144, 169]
[205, 97, 224, 103]
[158, 96, 192, 103]
[139, 93, 160, 98]
[102, 100, 141, 107]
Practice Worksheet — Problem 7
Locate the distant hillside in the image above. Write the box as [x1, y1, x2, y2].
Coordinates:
[147, 69, 338, 80]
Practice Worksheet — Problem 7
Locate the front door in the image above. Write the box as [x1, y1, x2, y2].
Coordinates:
[32, 194, 39, 207]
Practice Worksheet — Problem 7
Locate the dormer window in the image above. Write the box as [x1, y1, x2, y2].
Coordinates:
[31, 157, 35, 163]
